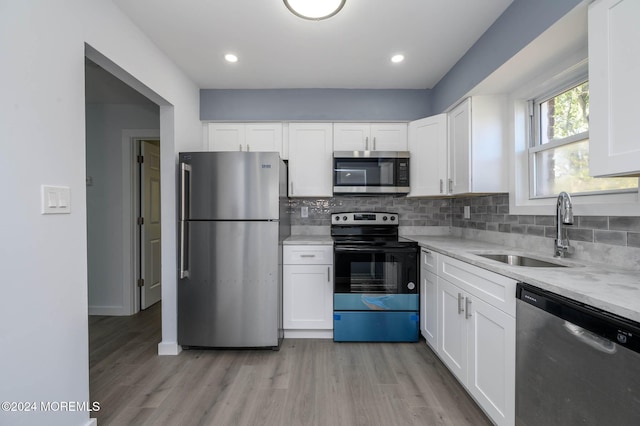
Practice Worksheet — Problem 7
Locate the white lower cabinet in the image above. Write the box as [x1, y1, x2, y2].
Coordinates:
[283, 245, 333, 338]
[435, 253, 516, 426]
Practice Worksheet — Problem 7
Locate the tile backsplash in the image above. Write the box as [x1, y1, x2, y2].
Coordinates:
[290, 193, 640, 249]
[288, 196, 451, 227]
[451, 194, 640, 249]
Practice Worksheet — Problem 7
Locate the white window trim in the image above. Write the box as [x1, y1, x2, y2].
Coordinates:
[509, 56, 640, 216]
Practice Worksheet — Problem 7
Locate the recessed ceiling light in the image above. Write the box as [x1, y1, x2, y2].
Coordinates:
[284, 0, 346, 20]
[391, 54, 405, 64]
[224, 54, 238, 63]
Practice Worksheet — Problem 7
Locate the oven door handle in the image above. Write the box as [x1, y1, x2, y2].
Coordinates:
[334, 246, 416, 254]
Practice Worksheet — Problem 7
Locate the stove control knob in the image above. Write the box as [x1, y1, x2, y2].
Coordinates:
[390, 216, 396, 221]
[382, 216, 388, 221]
[342, 216, 348, 221]
[334, 216, 339, 221]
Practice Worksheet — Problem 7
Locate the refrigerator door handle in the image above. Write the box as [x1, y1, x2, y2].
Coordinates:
[179, 221, 190, 279]
[180, 163, 192, 220]
[179, 162, 191, 279]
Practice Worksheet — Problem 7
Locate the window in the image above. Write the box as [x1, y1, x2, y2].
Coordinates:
[529, 80, 637, 198]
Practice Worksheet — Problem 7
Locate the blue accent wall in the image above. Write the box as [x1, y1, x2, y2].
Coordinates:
[430, 0, 583, 113]
[200, 89, 431, 121]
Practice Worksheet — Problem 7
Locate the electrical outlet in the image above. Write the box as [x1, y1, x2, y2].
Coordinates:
[301, 206, 309, 218]
[464, 205, 471, 219]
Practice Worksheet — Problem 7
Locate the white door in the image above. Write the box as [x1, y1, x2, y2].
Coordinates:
[437, 278, 467, 382]
[448, 98, 471, 195]
[283, 264, 333, 330]
[333, 123, 369, 151]
[422, 269, 438, 349]
[207, 123, 245, 151]
[141, 140, 162, 309]
[370, 123, 408, 151]
[408, 114, 447, 197]
[288, 123, 333, 197]
[245, 123, 282, 153]
[467, 296, 515, 426]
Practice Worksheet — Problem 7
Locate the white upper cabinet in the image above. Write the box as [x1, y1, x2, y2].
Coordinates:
[588, 0, 640, 177]
[447, 96, 508, 195]
[207, 123, 283, 157]
[288, 123, 334, 197]
[408, 114, 447, 197]
[333, 123, 407, 151]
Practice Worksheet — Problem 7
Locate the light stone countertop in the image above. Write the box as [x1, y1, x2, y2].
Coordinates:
[405, 235, 640, 323]
[284, 235, 334, 245]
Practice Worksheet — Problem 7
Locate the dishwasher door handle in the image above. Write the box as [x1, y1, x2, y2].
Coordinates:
[563, 321, 617, 354]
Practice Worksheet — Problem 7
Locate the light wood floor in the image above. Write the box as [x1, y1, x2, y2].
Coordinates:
[89, 304, 491, 426]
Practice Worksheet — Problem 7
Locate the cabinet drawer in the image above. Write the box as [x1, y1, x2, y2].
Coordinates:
[284, 245, 333, 265]
[421, 249, 437, 274]
[438, 254, 516, 316]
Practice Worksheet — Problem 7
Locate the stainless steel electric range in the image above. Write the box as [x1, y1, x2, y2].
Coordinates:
[331, 212, 419, 342]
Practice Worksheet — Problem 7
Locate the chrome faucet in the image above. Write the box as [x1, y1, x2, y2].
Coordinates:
[554, 191, 574, 258]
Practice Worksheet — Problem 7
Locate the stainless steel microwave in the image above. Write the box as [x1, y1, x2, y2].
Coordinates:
[333, 151, 410, 194]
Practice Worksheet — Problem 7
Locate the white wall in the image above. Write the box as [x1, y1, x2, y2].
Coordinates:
[86, 103, 159, 315]
[0, 1, 201, 425]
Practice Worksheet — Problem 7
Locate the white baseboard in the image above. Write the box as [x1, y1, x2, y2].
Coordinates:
[88, 305, 130, 316]
[284, 330, 333, 339]
[158, 341, 182, 356]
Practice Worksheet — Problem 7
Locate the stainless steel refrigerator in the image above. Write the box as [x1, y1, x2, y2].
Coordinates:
[178, 151, 290, 349]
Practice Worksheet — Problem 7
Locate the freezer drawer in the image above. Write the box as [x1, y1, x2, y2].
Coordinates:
[178, 221, 281, 348]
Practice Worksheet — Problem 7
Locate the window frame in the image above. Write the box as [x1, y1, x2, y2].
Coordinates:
[509, 56, 640, 216]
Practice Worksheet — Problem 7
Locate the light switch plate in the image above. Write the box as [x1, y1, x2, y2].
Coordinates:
[41, 185, 71, 214]
[464, 205, 471, 219]
[301, 206, 309, 218]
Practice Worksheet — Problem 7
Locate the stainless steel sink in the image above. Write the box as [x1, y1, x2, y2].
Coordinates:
[475, 253, 568, 268]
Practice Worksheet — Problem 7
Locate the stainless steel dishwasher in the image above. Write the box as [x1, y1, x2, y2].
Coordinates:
[516, 283, 640, 425]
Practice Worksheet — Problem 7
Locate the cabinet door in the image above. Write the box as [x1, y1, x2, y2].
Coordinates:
[437, 278, 467, 383]
[589, 0, 640, 176]
[421, 268, 438, 349]
[370, 123, 408, 151]
[207, 123, 245, 151]
[245, 123, 282, 154]
[467, 296, 515, 426]
[408, 114, 447, 197]
[333, 123, 369, 151]
[288, 123, 333, 197]
[448, 98, 471, 195]
[283, 264, 333, 330]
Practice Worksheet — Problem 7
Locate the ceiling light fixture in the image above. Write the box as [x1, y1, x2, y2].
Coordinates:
[391, 54, 405, 64]
[224, 53, 238, 63]
[284, 0, 346, 20]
